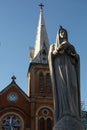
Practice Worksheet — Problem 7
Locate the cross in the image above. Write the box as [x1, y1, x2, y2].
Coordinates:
[39, 3, 44, 9]
[11, 75, 16, 82]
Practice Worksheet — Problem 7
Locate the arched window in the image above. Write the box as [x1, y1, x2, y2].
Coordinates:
[47, 118, 52, 130]
[40, 118, 44, 130]
[46, 73, 51, 93]
[39, 72, 44, 92]
[37, 108, 53, 130]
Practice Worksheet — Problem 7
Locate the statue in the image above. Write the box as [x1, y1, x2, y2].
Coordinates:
[48, 26, 84, 130]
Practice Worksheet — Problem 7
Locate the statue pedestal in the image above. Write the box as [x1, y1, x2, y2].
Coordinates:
[53, 116, 84, 130]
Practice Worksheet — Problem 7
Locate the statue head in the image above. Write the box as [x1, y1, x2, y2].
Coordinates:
[59, 26, 68, 43]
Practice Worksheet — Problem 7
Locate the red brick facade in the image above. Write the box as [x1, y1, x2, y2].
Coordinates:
[0, 81, 31, 130]
[0, 63, 54, 130]
[28, 63, 54, 130]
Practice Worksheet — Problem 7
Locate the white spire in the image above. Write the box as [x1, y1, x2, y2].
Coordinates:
[31, 5, 49, 63]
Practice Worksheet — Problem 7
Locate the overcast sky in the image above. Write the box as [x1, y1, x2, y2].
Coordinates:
[0, 0, 87, 109]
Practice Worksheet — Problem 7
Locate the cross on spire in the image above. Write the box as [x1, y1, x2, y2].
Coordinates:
[39, 3, 44, 10]
[11, 75, 16, 82]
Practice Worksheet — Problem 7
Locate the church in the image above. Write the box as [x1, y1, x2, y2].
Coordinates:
[0, 4, 54, 130]
[0, 3, 86, 130]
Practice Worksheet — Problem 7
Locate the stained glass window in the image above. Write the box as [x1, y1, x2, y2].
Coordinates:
[40, 118, 44, 130]
[39, 72, 44, 92]
[1, 114, 21, 130]
[46, 73, 51, 93]
[47, 118, 52, 130]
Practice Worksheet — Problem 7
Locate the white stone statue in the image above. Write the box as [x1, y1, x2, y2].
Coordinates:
[48, 26, 81, 125]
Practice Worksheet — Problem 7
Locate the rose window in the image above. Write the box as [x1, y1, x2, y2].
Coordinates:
[1, 114, 21, 130]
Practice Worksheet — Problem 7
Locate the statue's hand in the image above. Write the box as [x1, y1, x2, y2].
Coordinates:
[57, 42, 68, 52]
[51, 42, 68, 55]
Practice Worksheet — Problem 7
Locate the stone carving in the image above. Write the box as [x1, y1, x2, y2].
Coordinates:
[48, 26, 84, 130]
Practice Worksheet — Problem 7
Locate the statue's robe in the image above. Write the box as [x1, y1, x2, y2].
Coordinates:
[48, 42, 81, 124]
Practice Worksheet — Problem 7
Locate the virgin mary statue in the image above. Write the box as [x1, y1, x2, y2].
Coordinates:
[48, 26, 81, 125]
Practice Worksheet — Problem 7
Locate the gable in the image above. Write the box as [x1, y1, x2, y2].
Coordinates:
[0, 81, 30, 109]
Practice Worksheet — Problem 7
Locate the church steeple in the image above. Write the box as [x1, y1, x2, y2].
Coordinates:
[30, 4, 49, 64]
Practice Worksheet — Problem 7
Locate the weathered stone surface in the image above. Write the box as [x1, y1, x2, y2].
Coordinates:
[48, 26, 84, 130]
[53, 116, 84, 130]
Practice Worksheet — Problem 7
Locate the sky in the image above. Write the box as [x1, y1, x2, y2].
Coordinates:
[0, 0, 87, 109]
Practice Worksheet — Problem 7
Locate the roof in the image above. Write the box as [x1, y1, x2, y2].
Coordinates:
[0, 77, 30, 102]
